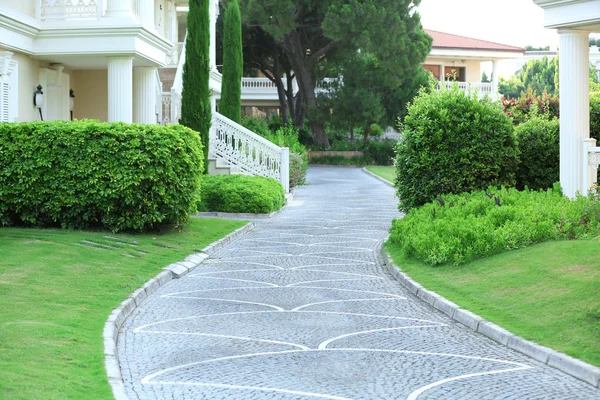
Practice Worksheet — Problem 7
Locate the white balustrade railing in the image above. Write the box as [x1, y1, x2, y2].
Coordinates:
[583, 139, 600, 195]
[37, 0, 103, 20]
[437, 81, 494, 98]
[211, 112, 289, 193]
[166, 42, 184, 68]
[241, 77, 298, 93]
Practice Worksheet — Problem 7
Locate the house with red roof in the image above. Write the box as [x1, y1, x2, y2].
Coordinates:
[422, 30, 525, 99]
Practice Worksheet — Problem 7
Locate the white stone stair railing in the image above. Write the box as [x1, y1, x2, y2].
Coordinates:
[211, 112, 290, 193]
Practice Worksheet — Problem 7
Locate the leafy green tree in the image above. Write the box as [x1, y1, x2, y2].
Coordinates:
[481, 71, 489, 83]
[499, 56, 558, 98]
[240, 0, 431, 147]
[180, 0, 211, 171]
[319, 53, 429, 146]
[220, 0, 243, 123]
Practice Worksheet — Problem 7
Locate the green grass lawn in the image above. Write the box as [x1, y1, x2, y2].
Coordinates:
[365, 166, 395, 183]
[0, 218, 247, 400]
[386, 239, 600, 367]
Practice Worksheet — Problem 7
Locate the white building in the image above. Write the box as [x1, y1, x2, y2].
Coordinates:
[534, 0, 600, 198]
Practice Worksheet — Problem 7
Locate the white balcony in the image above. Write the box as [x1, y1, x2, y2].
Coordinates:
[437, 81, 495, 99]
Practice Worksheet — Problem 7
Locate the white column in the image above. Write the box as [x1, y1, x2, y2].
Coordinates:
[108, 57, 133, 123]
[133, 67, 158, 124]
[209, 0, 217, 69]
[559, 29, 590, 198]
[139, 0, 155, 29]
[105, 0, 132, 18]
[491, 60, 499, 100]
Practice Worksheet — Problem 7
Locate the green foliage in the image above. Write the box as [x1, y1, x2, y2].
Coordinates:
[181, 0, 211, 170]
[389, 186, 600, 266]
[481, 71, 489, 83]
[514, 118, 559, 191]
[395, 87, 518, 211]
[199, 175, 285, 213]
[0, 121, 203, 231]
[240, 0, 432, 146]
[363, 140, 396, 166]
[499, 56, 558, 98]
[220, 0, 243, 123]
[501, 88, 559, 125]
[240, 115, 270, 136]
[591, 91, 600, 141]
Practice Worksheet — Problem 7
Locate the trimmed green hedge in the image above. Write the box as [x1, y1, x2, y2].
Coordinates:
[199, 174, 285, 213]
[389, 185, 600, 266]
[0, 121, 203, 231]
[395, 87, 518, 211]
[514, 117, 559, 191]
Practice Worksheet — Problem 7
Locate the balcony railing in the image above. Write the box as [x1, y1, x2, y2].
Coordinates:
[165, 42, 185, 68]
[37, 0, 103, 20]
[437, 81, 494, 98]
[36, 0, 142, 21]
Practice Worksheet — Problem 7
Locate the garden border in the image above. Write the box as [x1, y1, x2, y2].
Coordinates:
[380, 245, 600, 388]
[362, 167, 394, 187]
[102, 222, 255, 400]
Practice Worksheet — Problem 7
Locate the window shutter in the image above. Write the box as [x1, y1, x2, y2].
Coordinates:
[0, 81, 9, 122]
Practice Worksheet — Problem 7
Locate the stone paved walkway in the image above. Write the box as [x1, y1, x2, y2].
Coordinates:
[118, 167, 600, 399]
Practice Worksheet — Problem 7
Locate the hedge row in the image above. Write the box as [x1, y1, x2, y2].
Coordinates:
[0, 121, 203, 231]
[389, 186, 600, 266]
[199, 174, 285, 214]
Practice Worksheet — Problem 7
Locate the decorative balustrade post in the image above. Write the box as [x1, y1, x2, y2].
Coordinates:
[105, 0, 132, 18]
[280, 147, 290, 193]
[582, 139, 598, 196]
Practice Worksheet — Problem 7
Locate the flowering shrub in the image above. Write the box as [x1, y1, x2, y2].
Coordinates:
[501, 88, 559, 125]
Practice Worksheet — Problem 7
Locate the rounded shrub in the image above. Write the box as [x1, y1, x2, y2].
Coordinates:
[395, 87, 518, 211]
[0, 121, 203, 231]
[514, 117, 559, 191]
[200, 175, 285, 213]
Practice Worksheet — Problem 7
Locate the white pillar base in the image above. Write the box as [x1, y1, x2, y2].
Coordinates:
[108, 57, 133, 123]
[133, 67, 158, 124]
[104, 0, 132, 18]
[558, 29, 590, 198]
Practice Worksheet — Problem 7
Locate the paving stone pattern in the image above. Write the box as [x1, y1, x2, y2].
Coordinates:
[118, 167, 600, 399]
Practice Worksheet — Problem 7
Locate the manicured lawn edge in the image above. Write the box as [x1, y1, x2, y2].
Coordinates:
[104, 222, 255, 399]
[194, 189, 294, 220]
[379, 243, 600, 388]
[362, 167, 394, 187]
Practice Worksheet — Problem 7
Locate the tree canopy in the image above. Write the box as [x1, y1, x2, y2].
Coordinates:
[239, 0, 432, 146]
[499, 56, 558, 99]
[220, 0, 243, 123]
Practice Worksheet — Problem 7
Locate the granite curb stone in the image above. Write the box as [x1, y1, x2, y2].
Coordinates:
[380, 243, 600, 388]
[362, 167, 394, 187]
[102, 221, 255, 400]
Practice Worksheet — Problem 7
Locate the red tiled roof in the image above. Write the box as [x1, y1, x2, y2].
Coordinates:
[425, 29, 525, 53]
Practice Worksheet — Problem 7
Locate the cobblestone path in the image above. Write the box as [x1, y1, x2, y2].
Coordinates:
[118, 167, 600, 399]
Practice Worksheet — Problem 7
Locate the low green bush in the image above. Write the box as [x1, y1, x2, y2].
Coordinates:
[395, 87, 518, 211]
[389, 185, 600, 266]
[240, 115, 271, 136]
[364, 139, 395, 166]
[514, 117, 559, 191]
[501, 88, 560, 125]
[199, 175, 285, 213]
[0, 121, 203, 231]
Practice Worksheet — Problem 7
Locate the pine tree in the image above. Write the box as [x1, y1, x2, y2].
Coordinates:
[180, 0, 211, 172]
[220, 0, 243, 123]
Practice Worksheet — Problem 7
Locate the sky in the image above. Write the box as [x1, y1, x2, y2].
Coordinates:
[417, 0, 559, 48]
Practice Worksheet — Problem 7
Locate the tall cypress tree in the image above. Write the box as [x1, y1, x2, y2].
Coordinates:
[220, 0, 243, 123]
[180, 0, 211, 171]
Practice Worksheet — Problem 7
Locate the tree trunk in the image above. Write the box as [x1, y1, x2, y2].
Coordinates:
[282, 32, 329, 147]
[350, 126, 354, 146]
[363, 125, 371, 146]
[272, 61, 289, 124]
